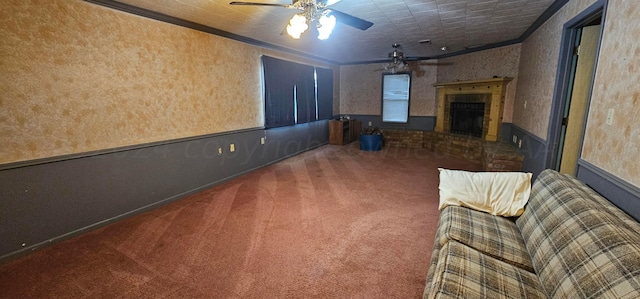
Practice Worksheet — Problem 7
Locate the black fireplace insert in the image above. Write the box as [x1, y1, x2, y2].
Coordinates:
[450, 102, 484, 137]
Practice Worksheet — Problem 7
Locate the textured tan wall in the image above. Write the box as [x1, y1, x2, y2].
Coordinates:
[581, 1, 640, 186]
[437, 44, 521, 123]
[513, 0, 640, 186]
[512, 0, 596, 139]
[0, 1, 334, 164]
[339, 64, 381, 115]
[410, 64, 439, 117]
[339, 63, 438, 116]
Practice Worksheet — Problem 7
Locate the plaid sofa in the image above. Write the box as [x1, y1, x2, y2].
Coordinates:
[423, 169, 640, 298]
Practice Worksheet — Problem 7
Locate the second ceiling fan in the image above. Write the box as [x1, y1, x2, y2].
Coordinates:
[379, 44, 450, 76]
[230, 0, 373, 39]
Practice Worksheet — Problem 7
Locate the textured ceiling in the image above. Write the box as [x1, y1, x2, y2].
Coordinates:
[98, 0, 558, 64]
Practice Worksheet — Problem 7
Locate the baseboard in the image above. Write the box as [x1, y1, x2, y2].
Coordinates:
[576, 159, 640, 221]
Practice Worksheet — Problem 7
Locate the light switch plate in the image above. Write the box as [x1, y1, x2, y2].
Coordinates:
[606, 109, 614, 126]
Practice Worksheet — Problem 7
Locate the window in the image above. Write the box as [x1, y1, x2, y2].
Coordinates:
[382, 73, 411, 123]
[262, 56, 333, 129]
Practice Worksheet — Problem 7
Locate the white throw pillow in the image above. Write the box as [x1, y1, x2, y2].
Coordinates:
[438, 168, 532, 216]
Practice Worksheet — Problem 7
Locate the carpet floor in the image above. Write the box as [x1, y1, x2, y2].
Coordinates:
[0, 144, 480, 298]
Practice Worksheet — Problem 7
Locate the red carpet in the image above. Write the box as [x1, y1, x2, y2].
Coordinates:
[0, 144, 480, 298]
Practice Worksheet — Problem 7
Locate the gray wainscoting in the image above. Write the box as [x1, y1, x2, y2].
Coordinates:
[0, 121, 329, 262]
[506, 123, 549, 179]
[577, 160, 640, 221]
[505, 122, 640, 222]
[500, 123, 513, 143]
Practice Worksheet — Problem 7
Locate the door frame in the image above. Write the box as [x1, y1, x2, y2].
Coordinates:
[546, 0, 608, 172]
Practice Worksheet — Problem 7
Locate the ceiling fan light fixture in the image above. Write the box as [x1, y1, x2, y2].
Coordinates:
[317, 14, 336, 40]
[286, 14, 308, 39]
[382, 43, 407, 73]
[230, 0, 372, 40]
[384, 62, 407, 74]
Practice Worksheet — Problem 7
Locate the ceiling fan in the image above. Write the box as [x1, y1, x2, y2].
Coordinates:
[379, 44, 449, 76]
[229, 0, 373, 39]
[384, 43, 408, 73]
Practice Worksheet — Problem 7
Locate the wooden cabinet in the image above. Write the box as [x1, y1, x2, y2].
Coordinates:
[350, 119, 361, 142]
[329, 120, 349, 145]
[329, 119, 361, 145]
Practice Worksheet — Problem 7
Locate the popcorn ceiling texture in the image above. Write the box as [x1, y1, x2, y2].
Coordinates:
[437, 44, 521, 123]
[0, 1, 333, 164]
[582, 1, 640, 186]
[339, 63, 438, 116]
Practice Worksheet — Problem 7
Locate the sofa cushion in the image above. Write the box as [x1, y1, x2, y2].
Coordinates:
[438, 168, 532, 217]
[424, 206, 535, 295]
[435, 206, 534, 272]
[517, 169, 640, 298]
[424, 240, 547, 299]
[562, 173, 640, 231]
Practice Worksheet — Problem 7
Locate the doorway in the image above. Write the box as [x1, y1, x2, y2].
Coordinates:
[548, 2, 606, 176]
[557, 22, 601, 175]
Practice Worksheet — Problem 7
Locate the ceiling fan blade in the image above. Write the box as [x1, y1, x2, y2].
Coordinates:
[404, 58, 453, 65]
[318, 0, 342, 6]
[325, 9, 373, 30]
[229, 1, 292, 8]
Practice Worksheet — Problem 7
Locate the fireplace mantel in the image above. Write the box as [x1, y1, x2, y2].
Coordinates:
[434, 77, 512, 142]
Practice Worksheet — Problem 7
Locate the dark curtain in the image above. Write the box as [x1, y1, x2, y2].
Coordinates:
[262, 56, 295, 128]
[316, 67, 334, 120]
[262, 56, 332, 128]
[295, 64, 316, 124]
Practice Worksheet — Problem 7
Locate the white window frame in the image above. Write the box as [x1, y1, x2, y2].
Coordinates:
[381, 73, 411, 123]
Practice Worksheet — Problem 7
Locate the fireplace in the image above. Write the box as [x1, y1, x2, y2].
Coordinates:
[434, 78, 512, 142]
[450, 102, 485, 137]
